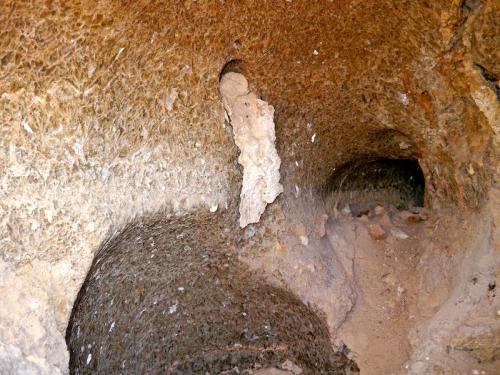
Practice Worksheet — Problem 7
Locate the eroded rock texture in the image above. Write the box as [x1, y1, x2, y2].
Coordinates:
[0, 0, 498, 374]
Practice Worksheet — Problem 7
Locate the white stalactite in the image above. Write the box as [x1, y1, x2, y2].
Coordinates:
[220, 72, 283, 228]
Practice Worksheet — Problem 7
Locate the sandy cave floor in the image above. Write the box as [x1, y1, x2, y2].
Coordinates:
[327, 205, 430, 374]
[240, 194, 498, 375]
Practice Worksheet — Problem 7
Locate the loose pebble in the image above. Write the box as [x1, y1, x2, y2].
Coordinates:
[368, 224, 387, 240]
[300, 235, 309, 246]
[391, 228, 409, 240]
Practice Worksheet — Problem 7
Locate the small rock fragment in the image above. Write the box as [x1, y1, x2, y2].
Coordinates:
[399, 210, 421, 223]
[467, 164, 475, 176]
[300, 235, 309, 246]
[368, 224, 387, 240]
[397, 286, 405, 296]
[292, 223, 308, 245]
[273, 242, 288, 254]
[253, 368, 292, 375]
[382, 273, 397, 287]
[374, 205, 385, 215]
[358, 214, 370, 224]
[399, 92, 409, 105]
[281, 359, 303, 374]
[379, 213, 392, 227]
[341, 204, 352, 216]
[165, 88, 178, 111]
[21, 121, 34, 134]
[244, 225, 256, 239]
[315, 214, 329, 237]
[31, 220, 40, 231]
[292, 223, 306, 236]
[418, 208, 431, 221]
[391, 227, 409, 240]
[399, 141, 411, 149]
[294, 185, 300, 198]
[409, 206, 422, 214]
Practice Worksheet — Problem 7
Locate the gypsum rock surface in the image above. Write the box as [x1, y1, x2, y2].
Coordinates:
[220, 72, 283, 228]
[0, 0, 498, 374]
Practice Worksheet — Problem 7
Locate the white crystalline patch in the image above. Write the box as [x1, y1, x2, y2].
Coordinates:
[86, 353, 92, 365]
[31, 220, 40, 231]
[399, 141, 410, 150]
[220, 72, 283, 228]
[64, 149, 75, 164]
[87, 63, 96, 78]
[21, 121, 33, 134]
[109, 321, 115, 332]
[311, 133, 317, 143]
[399, 92, 409, 105]
[72, 140, 85, 160]
[169, 303, 177, 314]
[165, 88, 178, 111]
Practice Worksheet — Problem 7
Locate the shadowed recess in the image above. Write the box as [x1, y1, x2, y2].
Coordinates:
[325, 159, 425, 216]
[66, 212, 359, 374]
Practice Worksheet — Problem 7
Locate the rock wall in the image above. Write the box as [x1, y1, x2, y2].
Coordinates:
[0, 0, 497, 374]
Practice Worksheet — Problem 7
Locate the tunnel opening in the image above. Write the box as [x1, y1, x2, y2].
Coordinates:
[316, 158, 431, 372]
[324, 158, 425, 217]
[65, 213, 359, 374]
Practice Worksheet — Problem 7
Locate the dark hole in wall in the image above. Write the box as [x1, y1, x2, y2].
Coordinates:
[461, 0, 483, 13]
[325, 158, 425, 216]
[66, 212, 359, 374]
[474, 63, 500, 100]
[219, 59, 246, 81]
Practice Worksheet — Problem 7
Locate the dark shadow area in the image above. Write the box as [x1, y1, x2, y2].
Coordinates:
[219, 59, 246, 81]
[325, 158, 425, 216]
[66, 211, 358, 374]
